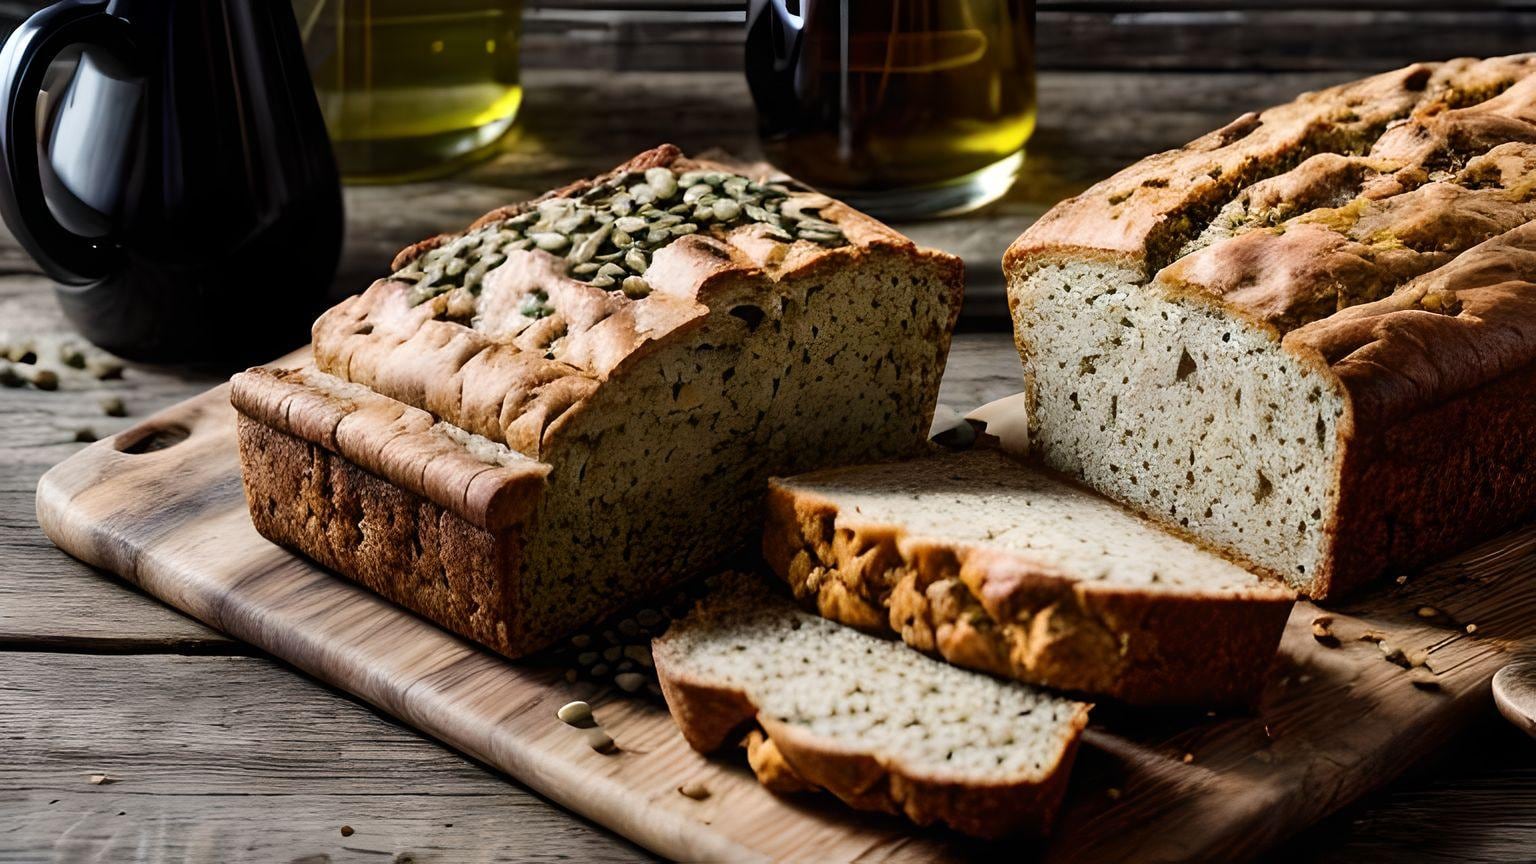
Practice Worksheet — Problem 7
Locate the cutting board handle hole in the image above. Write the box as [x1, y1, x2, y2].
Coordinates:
[116, 423, 191, 455]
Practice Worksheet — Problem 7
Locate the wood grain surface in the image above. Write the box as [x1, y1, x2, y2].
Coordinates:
[0, 653, 646, 863]
[32, 368, 1536, 862]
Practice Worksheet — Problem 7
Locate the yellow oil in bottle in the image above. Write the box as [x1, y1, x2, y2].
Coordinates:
[746, 0, 1036, 216]
[297, 0, 523, 182]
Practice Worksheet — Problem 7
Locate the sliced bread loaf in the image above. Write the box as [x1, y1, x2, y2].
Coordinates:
[652, 572, 1090, 839]
[764, 448, 1296, 706]
[232, 145, 963, 657]
[1005, 56, 1536, 597]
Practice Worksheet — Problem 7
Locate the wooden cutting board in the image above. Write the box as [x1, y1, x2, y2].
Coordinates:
[35, 376, 1536, 863]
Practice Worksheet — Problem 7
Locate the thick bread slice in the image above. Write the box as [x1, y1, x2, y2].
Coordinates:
[235, 145, 964, 657]
[764, 449, 1296, 707]
[652, 573, 1090, 839]
[1005, 56, 1536, 598]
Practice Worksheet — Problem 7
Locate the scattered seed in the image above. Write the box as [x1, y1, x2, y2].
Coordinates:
[0, 362, 21, 387]
[614, 672, 645, 693]
[1410, 672, 1441, 692]
[1416, 606, 1440, 619]
[1465, 623, 1478, 634]
[677, 781, 711, 801]
[29, 367, 59, 390]
[99, 396, 126, 417]
[1182, 753, 1194, 764]
[585, 728, 617, 753]
[73, 428, 96, 443]
[1106, 787, 1122, 800]
[340, 826, 354, 837]
[88, 773, 112, 785]
[557, 700, 593, 726]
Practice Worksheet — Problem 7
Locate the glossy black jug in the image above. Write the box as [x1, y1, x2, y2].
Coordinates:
[0, 0, 343, 362]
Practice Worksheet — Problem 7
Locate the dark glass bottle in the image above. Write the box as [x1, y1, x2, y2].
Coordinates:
[745, 0, 1036, 218]
[0, 0, 343, 362]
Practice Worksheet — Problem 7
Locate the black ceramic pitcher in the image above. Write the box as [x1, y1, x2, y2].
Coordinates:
[0, 0, 343, 362]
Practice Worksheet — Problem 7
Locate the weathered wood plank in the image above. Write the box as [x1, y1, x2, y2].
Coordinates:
[1268, 718, 1536, 863]
[0, 274, 236, 650]
[0, 652, 651, 863]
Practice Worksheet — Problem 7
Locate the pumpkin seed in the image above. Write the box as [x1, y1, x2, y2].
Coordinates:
[622, 276, 651, 298]
[557, 700, 593, 725]
[568, 222, 612, 264]
[519, 290, 555, 319]
[570, 262, 601, 277]
[588, 274, 615, 289]
[711, 199, 741, 221]
[624, 247, 648, 273]
[598, 262, 627, 280]
[531, 232, 569, 251]
[682, 183, 713, 204]
[614, 216, 648, 234]
[644, 167, 678, 200]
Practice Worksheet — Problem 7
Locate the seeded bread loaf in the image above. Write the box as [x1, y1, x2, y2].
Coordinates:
[652, 572, 1090, 839]
[1005, 56, 1536, 598]
[764, 448, 1296, 706]
[233, 145, 963, 657]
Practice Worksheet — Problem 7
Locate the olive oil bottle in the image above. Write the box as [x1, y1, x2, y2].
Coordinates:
[297, 0, 523, 182]
[746, 0, 1036, 217]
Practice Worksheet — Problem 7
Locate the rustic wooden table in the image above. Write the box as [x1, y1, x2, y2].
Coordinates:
[5, 15, 1536, 860]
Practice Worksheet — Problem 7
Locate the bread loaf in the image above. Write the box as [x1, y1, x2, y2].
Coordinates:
[232, 145, 963, 656]
[765, 448, 1296, 706]
[652, 572, 1090, 839]
[1005, 56, 1536, 597]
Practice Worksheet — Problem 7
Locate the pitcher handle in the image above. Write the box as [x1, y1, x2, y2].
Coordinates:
[0, 0, 134, 285]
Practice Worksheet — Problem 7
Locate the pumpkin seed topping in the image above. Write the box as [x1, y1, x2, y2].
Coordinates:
[393, 167, 850, 314]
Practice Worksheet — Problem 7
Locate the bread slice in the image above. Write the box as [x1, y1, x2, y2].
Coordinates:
[764, 448, 1296, 706]
[1005, 56, 1536, 598]
[652, 572, 1090, 839]
[232, 145, 963, 657]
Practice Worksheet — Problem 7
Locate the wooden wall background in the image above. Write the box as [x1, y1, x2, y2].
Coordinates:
[517, 0, 1536, 72]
